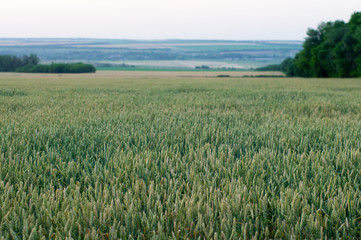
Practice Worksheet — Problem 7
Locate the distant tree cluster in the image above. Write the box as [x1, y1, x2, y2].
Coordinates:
[95, 63, 135, 68]
[16, 63, 96, 73]
[260, 12, 361, 77]
[195, 65, 210, 69]
[0, 54, 96, 73]
[0, 54, 39, 72]
[256, 64, 282, 71]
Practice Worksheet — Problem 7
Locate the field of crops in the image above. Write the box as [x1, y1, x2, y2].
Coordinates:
[0, 39, 302, 69]
[0, 72, 360, 239]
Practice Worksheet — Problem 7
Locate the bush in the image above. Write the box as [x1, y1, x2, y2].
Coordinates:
[16, 63, 96, 73]
[0, 54, 96, 73]
[0, 54, 39, 72]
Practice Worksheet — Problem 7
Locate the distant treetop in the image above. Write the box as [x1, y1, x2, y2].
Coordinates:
[261, 12, 361, 78]
[0, 54, 96, 73]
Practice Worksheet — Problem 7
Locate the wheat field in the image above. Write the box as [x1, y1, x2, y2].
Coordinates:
[0, 72, 360, 239]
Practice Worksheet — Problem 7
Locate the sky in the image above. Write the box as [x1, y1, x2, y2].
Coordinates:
[1, 0, 360, 40]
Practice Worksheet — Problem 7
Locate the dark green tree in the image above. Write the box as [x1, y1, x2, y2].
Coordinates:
[272, 11, 361, 78]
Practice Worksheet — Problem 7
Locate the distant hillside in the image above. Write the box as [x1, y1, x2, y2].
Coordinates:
[0, 39, 302, 69]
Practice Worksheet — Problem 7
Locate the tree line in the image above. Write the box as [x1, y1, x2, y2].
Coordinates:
[258, 12, 361, 78]
[0, 54, 95, 73]
[0, 54, 40, 72]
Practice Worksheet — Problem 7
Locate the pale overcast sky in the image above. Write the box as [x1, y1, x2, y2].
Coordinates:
[1, 0, 360, 40]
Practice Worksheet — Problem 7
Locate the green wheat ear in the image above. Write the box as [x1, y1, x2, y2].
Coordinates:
[0, 75, 360, 239]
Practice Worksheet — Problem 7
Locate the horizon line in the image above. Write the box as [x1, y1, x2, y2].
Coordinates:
[0, 37, 304, 42]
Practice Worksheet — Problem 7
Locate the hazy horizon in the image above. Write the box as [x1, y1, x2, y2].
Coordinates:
[0, 38, 304, 41]
[1, 0, 360, 40]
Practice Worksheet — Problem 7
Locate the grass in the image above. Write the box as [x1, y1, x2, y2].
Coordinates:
[0, 73, 360, 239]
[94, 59, 287, 71]
[96, 67, 249, 72]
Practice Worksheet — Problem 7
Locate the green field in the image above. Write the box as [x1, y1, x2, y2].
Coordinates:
[96, 67, 250, 72]
[0, 72, 360, 239]
[0, 39, 302, 69]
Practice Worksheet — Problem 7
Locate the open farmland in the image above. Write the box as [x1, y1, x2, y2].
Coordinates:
[0, 39, 302, 69]
[0, 72, 361, 239]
